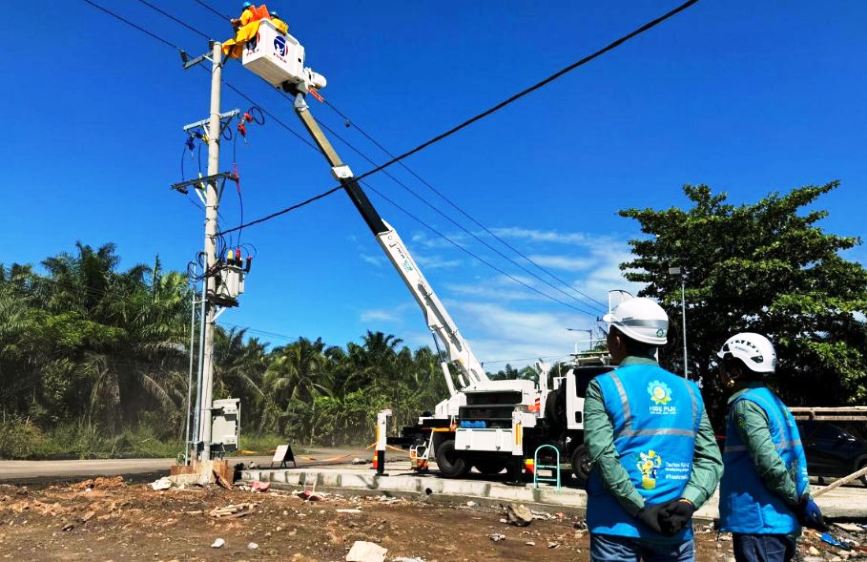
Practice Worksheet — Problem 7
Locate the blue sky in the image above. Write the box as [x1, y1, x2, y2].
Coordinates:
[1, 1, 865, 367]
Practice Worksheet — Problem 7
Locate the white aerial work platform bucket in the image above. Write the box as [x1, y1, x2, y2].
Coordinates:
[242, 20, 306, 88]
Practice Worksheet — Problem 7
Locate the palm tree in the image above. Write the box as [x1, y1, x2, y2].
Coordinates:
[262, 338, 331, 440]
[213, 327, 268, 428]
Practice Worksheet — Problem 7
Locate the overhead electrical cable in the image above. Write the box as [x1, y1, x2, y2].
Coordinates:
[211, 0, 699, 232]
[132, 0, 210, 40]
[321, 98, 608, 309]
[81, 0, 184, 51]
[309, 116, 606, 312]
[84, 0, 683, 316]
[343, 0, 700, 185]
[192, 0, 232, 21]
[176, 0, 607, 311]
[360, 181, 600, 317]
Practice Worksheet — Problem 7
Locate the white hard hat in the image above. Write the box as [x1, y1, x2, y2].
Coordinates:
[717, 332, 777, 374]
[603, 297, 669, 346]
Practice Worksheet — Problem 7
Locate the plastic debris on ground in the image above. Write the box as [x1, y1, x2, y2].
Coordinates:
[822, 532, 852, 550]
[345, 540, 387, 562]
[210, 537, 225, 548]
[489, 533, 506, 542]
[150, 477, 173, 491]
[247, 541, 259, 550]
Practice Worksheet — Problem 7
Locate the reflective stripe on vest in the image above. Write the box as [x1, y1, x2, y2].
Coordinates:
[719, 387, 808, 535]
[587, 364, 701, 540]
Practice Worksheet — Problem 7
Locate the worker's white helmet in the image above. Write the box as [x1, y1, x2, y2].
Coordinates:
[717, 332, 776, 374]
[603, 297, 669, 346]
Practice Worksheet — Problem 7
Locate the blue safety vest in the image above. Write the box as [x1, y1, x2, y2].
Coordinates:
[587, 364, 702, 541]
[719, 386, 809, 535]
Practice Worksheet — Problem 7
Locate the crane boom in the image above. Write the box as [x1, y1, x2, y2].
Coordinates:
[292, 94, 489, 393]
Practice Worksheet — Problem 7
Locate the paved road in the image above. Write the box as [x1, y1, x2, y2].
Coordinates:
[0, 447, 369, 484]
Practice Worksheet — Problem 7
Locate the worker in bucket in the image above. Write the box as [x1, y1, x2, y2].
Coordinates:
[231, 2, 256, 28]
[270, 10, 289, 34]
[717, 333, 825, 562]
[224, 2, 270, 59]
[584, 297, 722, 561]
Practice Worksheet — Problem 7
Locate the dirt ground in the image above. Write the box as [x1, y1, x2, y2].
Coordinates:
[0, 477, 861, 561]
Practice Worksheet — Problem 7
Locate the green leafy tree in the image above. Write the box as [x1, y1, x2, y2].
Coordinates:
[619, 182, 867, 416]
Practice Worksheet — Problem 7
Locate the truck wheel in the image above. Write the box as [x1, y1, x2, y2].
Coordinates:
[571, 445, 591, 483]
[473, 458, 508, 475]
[435, 440, 469, 478]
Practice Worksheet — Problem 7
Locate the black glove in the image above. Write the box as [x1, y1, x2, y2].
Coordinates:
[796, 494, 827, 531]
[636, 503, 664, 533]
[658, 499, 696, 536]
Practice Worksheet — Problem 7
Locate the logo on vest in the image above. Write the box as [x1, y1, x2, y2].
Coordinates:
[648, 380, 677, 415]
[637, 450, 663, 489]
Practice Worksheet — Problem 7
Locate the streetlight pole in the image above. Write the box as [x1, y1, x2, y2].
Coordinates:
[567, 328, 594, 353]
[668, 267, 688, 380]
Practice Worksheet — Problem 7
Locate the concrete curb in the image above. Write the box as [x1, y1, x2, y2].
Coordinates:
[241, 467, 867, 521]
[242, 467, 729, 522]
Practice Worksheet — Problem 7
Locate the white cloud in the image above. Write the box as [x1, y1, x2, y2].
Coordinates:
[575, 246, 645, 303]
[360, 309, 400, 323]
[414, 254, 462, 270]
[527, 254, 595, 272]
[364, 227, 649, 369]
[360, 253, 386, 267]
[448, 301, 595, 367]
[490, 227, 591, 245]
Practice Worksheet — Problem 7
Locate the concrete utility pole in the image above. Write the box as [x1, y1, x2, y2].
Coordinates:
[198, 41, 223, 461]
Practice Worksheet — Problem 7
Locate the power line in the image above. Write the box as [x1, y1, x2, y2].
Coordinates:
[81, 0, 640, 316]
[322, 97, 608, 309]
[202, 0, 700, 232]
[192, 0, 232, 21]
[308, 114, 605, 312]
[333, 0, 700, 186]
[223, 324, 297, 341]
[482, 354, 567, 366]
[141, 3, 621, 313]
[133, 0, 210, 40]
[221, 81, 318, 152]
[203, 0, 696, 311]
[81, 0, 184, 51]
[221, 185, 343, 233]
[360, 181, 600, 317]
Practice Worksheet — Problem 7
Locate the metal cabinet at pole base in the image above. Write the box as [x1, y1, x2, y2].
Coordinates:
[210, 398, 240, 456]
[241, 20, 326, 92]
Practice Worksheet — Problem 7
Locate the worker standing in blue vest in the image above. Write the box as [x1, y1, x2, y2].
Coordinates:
[584, 297, 722, 561]
[717, 333, 825, 562]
